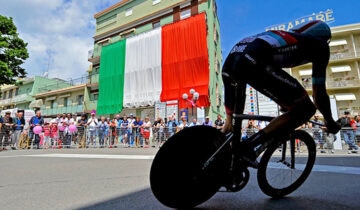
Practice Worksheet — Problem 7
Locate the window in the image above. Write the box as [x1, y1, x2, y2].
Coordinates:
[15, 88, 19, 96]
[125, 8, 133, 17]
[2, 91, 6, 99]
[26, 88, 31, 93]
[180, 9, 191, 20]
[77, 95, 84, 105]
[153, 21, 161, 29]
[216, 84, 219, 106]
[92, 94, 99, 101]
[8, 89, 13, 98]
[64, 97, 68, 107]
[50, 100, 54, 109]
[153, 0, 161, 5]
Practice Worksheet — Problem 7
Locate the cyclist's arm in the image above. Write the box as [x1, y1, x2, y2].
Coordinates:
[311, 42, 340, 133]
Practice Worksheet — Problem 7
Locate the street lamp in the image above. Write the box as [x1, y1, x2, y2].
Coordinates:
[182, 89, 200, 121]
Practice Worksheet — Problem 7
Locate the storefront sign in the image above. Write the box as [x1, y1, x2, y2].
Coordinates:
[265, 9, 335, 32]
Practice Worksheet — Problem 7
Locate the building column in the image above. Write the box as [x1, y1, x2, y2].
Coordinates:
[350, 33, 357, 57]
[191, 0, 199, 16]
[173, 6, 180, 22]
[355, 61, 360, 79]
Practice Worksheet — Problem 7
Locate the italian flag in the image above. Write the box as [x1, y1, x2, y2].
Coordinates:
[97, 13, 210, 115]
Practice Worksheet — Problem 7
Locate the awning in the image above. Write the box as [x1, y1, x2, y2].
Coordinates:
[334, 93, 356, 101]
[29, 99, 43, 108]
[299, 69, 312, 76]
[331, 66, 351, 73]
[45, 96, 56, 101]
[329, 40, 347, 47]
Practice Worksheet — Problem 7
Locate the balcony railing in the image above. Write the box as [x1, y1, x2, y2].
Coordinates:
[88, 46, 102, 60]
[326, 78, 360, 89]
[330, 49, 360, 61]
[84, 100, 97, 112]
[38, 75, 97, 94]
[12, 94, 33, 104]
[89, 74, 99, 84]
[41, 105, 84, 116]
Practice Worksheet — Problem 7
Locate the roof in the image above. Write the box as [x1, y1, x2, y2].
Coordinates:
[331, 22, 360, 34]
[94, 0, 132, 18]
[34, 84, 86, 98]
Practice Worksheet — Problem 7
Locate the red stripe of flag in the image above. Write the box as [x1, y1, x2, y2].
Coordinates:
[271, 31, 298, 45]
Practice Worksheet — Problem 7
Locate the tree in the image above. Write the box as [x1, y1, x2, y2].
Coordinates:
[0, 15, 29, 85]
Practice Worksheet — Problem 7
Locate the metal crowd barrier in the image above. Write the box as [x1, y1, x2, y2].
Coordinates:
[0, 126, 359, 151]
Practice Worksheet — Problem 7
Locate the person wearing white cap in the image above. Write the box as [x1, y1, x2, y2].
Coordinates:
[202, 116, 212, 126]
[128, 113, 136, 145]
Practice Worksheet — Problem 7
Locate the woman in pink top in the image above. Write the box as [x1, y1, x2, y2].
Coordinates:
[50, 121, 58, 148]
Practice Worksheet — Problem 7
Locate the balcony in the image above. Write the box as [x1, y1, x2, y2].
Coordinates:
[41, 105, 84, 116]
[0, 98, 12, 106]
[88, 46, 102, 62]
[330, 48, 360, 61]
[12, 94, 33, 104]
[89, 74, 99, 84]
[84, 100, 97, 112]
[326, 78, 360, 89]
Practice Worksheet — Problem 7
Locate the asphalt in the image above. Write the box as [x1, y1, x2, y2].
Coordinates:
[0, 148, 360, 210]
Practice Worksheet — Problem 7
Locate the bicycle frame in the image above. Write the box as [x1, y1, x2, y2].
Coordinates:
[203, 114, 276, 170]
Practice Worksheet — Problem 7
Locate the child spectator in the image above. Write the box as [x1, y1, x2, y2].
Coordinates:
[43, 122, 51, 149]
[50, 120, 58, 148]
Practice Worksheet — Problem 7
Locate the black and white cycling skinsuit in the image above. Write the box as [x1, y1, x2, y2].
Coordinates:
[222, 30, 330, 115]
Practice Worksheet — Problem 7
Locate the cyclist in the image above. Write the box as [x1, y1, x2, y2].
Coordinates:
[222, 20, 341, 144]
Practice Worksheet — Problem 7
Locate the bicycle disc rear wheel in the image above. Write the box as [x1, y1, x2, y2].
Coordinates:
[257, 130, 316, 198]
[150, 126, 231, 208]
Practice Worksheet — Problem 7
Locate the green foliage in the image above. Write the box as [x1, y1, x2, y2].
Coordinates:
[0, 15, 29, 85]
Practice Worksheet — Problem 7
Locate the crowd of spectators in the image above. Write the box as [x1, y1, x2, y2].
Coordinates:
[0, 110, 359, 153]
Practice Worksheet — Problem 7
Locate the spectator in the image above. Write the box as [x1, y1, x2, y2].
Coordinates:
[64, 113, 75, 148]
[115, 114, 122, 146]
[98, 117, 107, 147]
[152, 117, 161, 146]
[121, 115, 130, 147]
[72, 114, 78, 144]
[87, 112, 98, 146]
[77, 114, 87, 148]
[178, 118, 188, 130]
[58, 113, 67, 144]
[128, 113, 136, 145]
[355, 115, 360, 144]
[29, 111, 44, 149]
[167, 116, 178, 138]
[55, 114, 61, 122]
[156, 119, 166, 148]
[132, 116, 143, 147]
[50, 120, 58, 148]
[202, 116, 212, 126]
[214, 115, 224, 130]
[312, 115, 325, 153]
[13, 112, 25, 149]
[189, 118, 200, 127]
[142, 117, 151, 148]
[244, 120, 259, 139]
[0, 111, 13, 150]
[337, 111, 358, 153]
[109, 117, 117, 147]
[105, 117, 111, 146]
[43, 122, 51, 149]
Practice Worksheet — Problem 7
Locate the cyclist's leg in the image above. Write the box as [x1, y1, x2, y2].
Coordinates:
[247, 65, 316, 138]
[222, 52, 247, 134]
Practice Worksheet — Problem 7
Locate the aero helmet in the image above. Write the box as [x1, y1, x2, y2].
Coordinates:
[291, 20, 332, 43]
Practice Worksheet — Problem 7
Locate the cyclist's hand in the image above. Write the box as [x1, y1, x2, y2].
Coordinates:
[325, 120, 341, 134]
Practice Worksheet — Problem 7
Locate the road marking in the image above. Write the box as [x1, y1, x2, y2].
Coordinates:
[0, 153, 155, 160]
[268, 162, 360, 175]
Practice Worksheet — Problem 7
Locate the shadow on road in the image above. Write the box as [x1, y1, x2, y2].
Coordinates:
[77, 187, 353, 210]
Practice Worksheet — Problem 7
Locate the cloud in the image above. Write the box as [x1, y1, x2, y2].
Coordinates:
[0, 0, 119, 79]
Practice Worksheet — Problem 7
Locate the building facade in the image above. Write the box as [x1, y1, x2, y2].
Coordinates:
[290, 23, 360, 116]
[34, 84, 86, 118]
[0, 76, 71, 111]
[87, 0, 224, 121]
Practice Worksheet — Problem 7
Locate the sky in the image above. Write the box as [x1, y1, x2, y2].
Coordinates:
[0, 0, 360, 80]
[218, 0, 360, 58]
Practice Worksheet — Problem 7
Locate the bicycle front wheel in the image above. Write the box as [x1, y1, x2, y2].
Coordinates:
[257, 130, 316, 198]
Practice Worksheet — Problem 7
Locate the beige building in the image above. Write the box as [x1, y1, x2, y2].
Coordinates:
[34, 84, 86, 117]
[290, 22, 360, 116]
